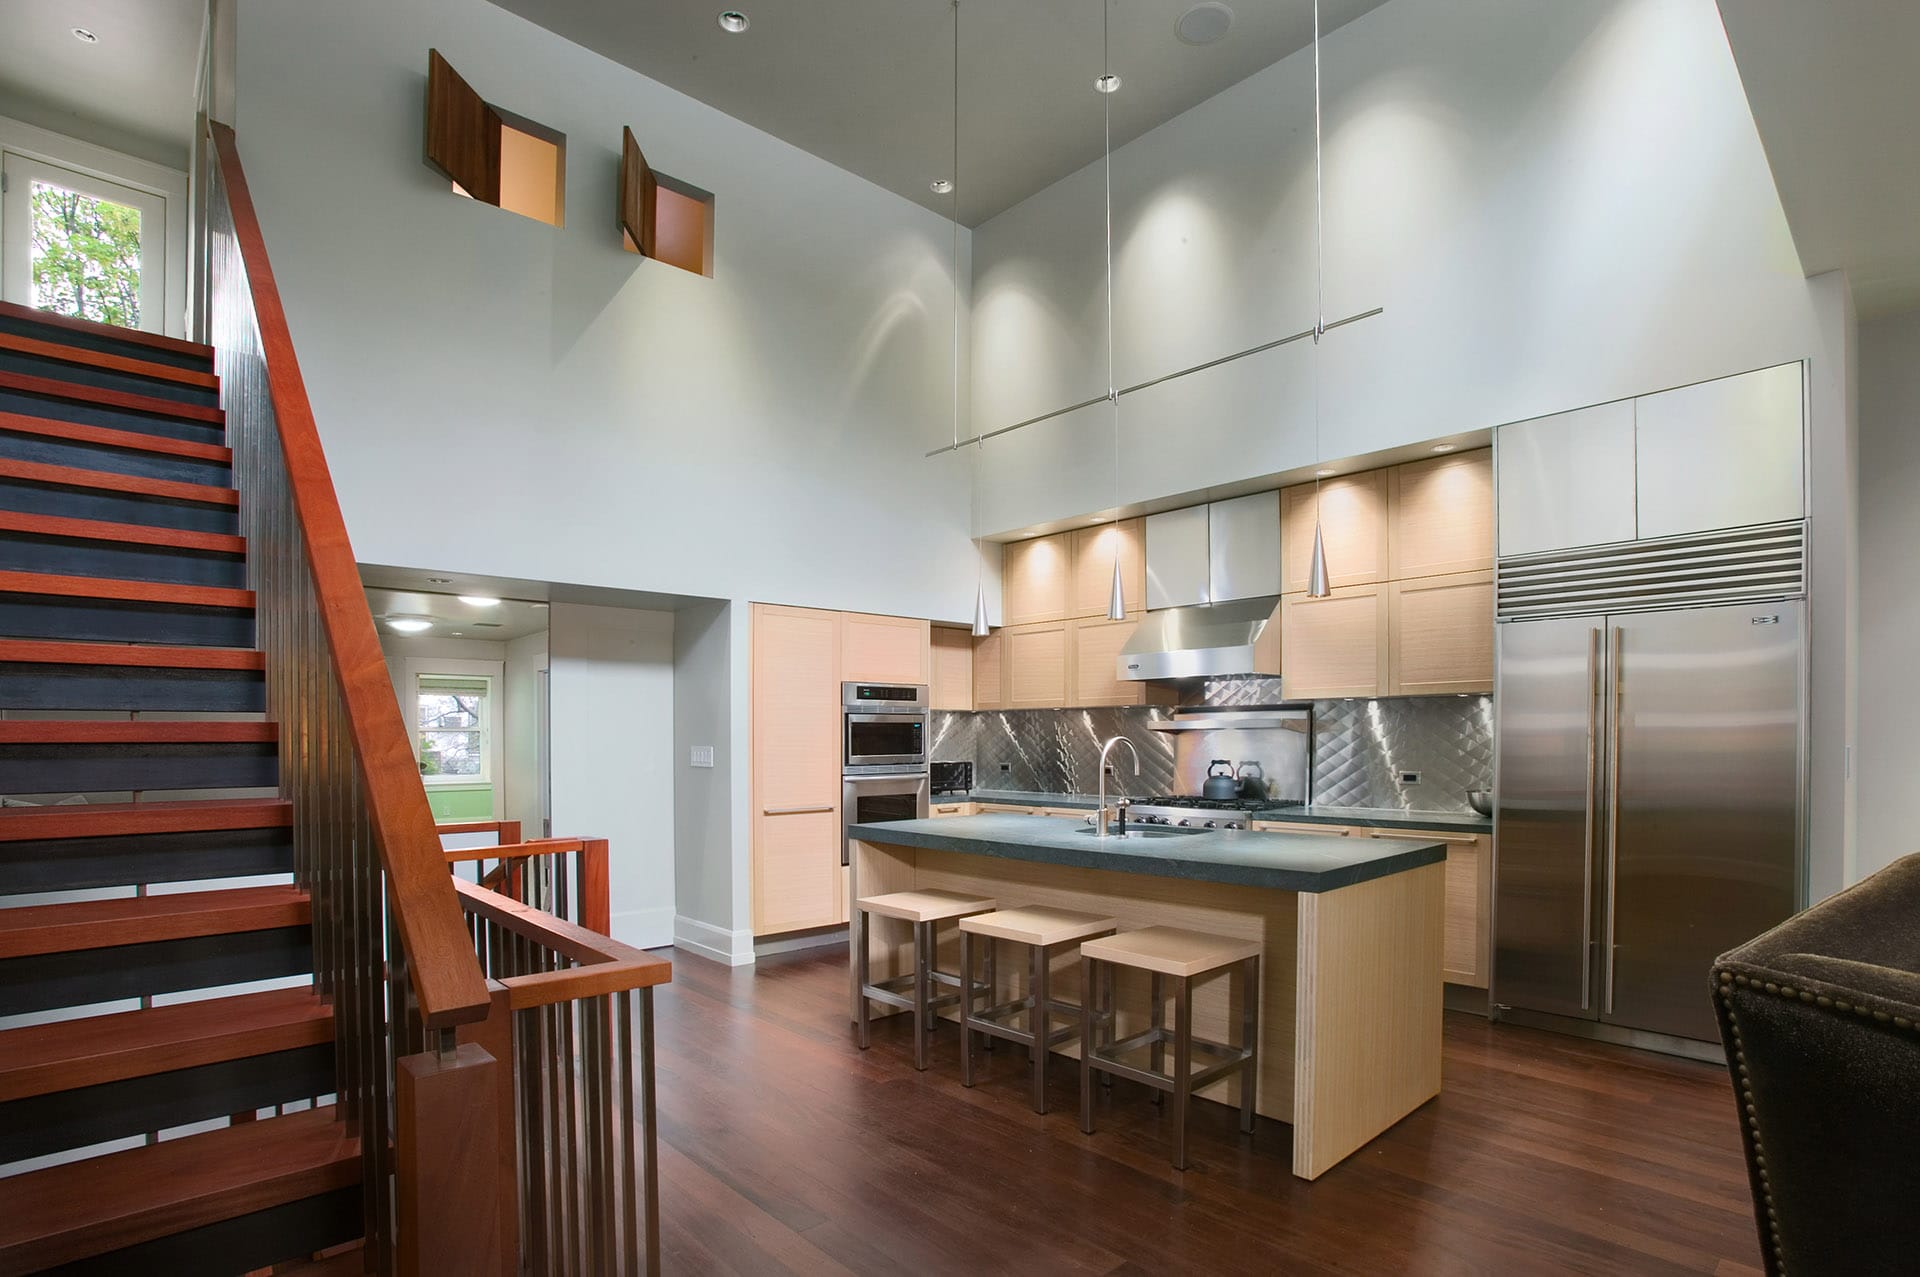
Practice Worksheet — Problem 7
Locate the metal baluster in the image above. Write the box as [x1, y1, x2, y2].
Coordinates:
[639, 986, 658, 1275]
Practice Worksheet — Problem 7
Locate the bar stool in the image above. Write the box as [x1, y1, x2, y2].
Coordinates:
[1078, 926, 1261, 1170]
[957, 906, 1118, 1113]
[855, 889, 996, 1070]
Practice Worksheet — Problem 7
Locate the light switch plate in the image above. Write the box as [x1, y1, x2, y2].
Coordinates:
[690, 746, 714, 768]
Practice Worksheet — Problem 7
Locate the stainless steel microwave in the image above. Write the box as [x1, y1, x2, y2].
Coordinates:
[842, 682, 928, 773]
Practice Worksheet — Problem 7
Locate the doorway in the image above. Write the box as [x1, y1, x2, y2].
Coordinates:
[0, 151, 167, 333]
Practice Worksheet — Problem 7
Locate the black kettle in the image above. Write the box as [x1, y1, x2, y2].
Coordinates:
[1202, 760, 1239, 801]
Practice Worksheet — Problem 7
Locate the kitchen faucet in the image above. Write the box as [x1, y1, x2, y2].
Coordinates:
[1095, 736, 1141, 838]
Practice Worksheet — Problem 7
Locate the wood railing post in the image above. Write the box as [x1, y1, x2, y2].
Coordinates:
[583, 838, 611, 936]
[395, 1042, 511, 1277]
[457, 983, 521, 1272]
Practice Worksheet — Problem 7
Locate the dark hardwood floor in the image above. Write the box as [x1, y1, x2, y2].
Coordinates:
[651, 945, 1763, 1276]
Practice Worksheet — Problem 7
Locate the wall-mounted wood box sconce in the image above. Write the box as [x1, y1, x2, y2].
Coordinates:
[425, 49, 565, 228]
[620, 127, 715, 278]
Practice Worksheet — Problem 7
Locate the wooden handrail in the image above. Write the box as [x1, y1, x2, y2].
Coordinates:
[442, 837, 585, 865]
[436, 819, 523, 841]
[208, 122, 487, 1032]
[453, 877, 669, 977]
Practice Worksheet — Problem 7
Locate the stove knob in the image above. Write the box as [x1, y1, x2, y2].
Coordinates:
[1177, 819, 1192, 827]
[1203, 820, 1219, 829]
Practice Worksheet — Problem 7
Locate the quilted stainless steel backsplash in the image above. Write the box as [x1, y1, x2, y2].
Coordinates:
[931, 688, 1493, 812]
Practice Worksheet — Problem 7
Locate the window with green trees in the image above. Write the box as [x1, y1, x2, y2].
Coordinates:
[30, 180, 143, 329]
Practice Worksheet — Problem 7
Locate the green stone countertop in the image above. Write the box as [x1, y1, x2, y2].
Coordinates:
[943, 791, 1491, 835]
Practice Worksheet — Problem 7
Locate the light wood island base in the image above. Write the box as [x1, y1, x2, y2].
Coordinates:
[850, 836, 1444, 1179]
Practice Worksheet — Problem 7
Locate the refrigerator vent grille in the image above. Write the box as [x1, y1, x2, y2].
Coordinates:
[1496, 521, 1805, 620]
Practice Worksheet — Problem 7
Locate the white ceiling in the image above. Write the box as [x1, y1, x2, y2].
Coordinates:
[1717, 0, 1920, 318]
[486, 0, 1392, 225]
[366, 587, 553, 643]
[0, 0, 203, 166]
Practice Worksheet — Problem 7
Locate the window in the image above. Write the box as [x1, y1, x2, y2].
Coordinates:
[417, 674, 492, 783]
[0, 152, 167, 332]
[620, 127, 715, 278]
[426, 50, 565, 229]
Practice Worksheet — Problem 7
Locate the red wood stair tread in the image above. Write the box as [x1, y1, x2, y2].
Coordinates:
[0, 509, 244, 554]
[0, 300, 215, 362]
[0, 1103, 356, 1276]
[0, 638, 261, 669]
[0, 330, 219, 390]
[0, 457, 239, 506]
[273, 1242, 369, 1275]
[0, 369, 224, 426]
[0, 884, 311, 959]
[0, 984, 332, 1102]
[0, 411, 231, 462]
[0, 719, 275, 744]
[0, 796, 290, 843]
[0, 568, 253, 608]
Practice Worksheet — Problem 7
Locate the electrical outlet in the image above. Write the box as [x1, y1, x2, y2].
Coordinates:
[690, 745, 715, 768]
[1398, 770, 1422, 785]
[999, 763, 1012, 773]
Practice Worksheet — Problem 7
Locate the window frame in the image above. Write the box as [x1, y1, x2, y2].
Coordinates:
[402, 658, 505, 806]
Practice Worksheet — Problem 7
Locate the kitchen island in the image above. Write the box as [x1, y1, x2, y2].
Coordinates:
[847, 814, 1447, 1179]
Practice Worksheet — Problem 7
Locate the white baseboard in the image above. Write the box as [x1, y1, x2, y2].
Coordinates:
[611, 906, 676, 951]
[672, 914, 755, 966]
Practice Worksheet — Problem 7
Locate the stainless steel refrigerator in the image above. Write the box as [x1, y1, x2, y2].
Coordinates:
[1493, 599, 1803, 1046]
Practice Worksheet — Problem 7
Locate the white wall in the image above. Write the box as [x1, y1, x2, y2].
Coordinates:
[232, 0, 979, 623]
[1856, 305, 1920, 880]
[547, 602, 674, 949]
[504, 630, 549, 838]
[670, 600, 750, 964]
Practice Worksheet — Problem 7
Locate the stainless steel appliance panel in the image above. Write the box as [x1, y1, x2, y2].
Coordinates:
[1496, 399, 1638, 557]
[1206, 490, 1282, 604]
[841, 772, 929, 865]
[1145, 505, 1210, 609]
[1604, 601, 1802, 1040]
[1493, 615, 1603, 1020]
[1633, 362, 1804, 540]
[1151, 706, 1311, 803]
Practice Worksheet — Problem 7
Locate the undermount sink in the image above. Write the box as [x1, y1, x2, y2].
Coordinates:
[1074, 826, 1192, 840]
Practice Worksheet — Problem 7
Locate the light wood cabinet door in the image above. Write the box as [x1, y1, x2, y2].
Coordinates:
[1280, 471, 1389, 593]
[1069, 518, 1146, 618]
[1005, 622, 1069, 709]
[750, 604, 842, 935]
[930, 801, 978, 817]
[840, 612, 928, 684]
[1388, 570, 1494, 695]
[1358, 829, 1490, 987]
[1280, 586, 1389, 699]
[972, 629, 1006, 710]
[1070, 616, 1143, 707]
[1002, 532, 1073, 626]
[1388, 449, 1494, 580]
[1251, 821, 1356, 837]
[929, 626, 973, 711]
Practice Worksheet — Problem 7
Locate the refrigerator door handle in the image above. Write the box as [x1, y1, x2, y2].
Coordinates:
[1581, 625, 1600, 1011]
[1603, 624, 1624, 1016]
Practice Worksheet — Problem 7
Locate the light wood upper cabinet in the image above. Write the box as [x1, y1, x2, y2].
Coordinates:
[1070, 518, 1146, 618]
[929, 626, 973, 711]
[1002, 532, 1073, 626]
[840, 612, 928, 684]
[1281, 471, 1390, 593]
[1280, 586, 1390, 699]
[1005, 622, 1070, 709]
[1388, 450, 1494, 580]
[1067, 616, 1151, 708]
[750, 604, 843, 936]
[1388, 570, 1494, 695]
[972, 628, 1006, 710]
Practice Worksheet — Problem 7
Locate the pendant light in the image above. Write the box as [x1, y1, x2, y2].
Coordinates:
[1304, 0, 1333, 598]
[947, 1, 990, 639]
[1101, 0, 1127, 623]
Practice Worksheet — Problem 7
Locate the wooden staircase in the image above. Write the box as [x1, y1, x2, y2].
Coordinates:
[0, 303, 365, 1274]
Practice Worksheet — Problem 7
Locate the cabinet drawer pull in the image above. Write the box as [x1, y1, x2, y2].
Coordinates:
[1367, 830, 1478, 846]
[763, 805, 834, 816]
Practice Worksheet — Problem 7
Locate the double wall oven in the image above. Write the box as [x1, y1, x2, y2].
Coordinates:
[840, 682, 929, 865]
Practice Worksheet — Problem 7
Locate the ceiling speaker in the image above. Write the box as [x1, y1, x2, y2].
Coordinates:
[1176, 2, 1235, 46]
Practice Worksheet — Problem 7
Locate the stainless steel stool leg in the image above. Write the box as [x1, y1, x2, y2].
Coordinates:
[983, 936, 996, 1053]
[913, 920, 932, 1071]
[960, 928, 976, 1087]
[1079, 954, 1096, 1135]
[1099, 960, 1114, 1090]
[855, 906, 871, 1049]
[1240, 955, 1260, 1136]
[1171, 975, 1193, 1171]
[1031, 940, 1051, 1113]
[1150, 971, 1165, 1107]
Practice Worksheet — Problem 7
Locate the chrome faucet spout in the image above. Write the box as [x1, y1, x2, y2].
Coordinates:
[1096, 736, 1142, 837]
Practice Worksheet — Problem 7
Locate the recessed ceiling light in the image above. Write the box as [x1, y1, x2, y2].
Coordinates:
[533, 602, 549, 609]
[71, 27, 97, 43]
[426, 576, 453, 584]
[458, 595, 501, 607]
[386, 616, 433, 634]
[1176, 3, 1234, 46]
[1431, 443, 1456, 453]
[930, 178, 954, 195]
[1316, 468, 1337, 477]
[1094, 73, 1123, 94]
[717, 10, 749, 33]
[452, 631, 464, 636]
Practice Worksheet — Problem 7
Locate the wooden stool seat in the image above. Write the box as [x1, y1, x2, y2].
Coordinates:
[960, 905, 1117, 948]
[857, 889, 996, 924]
[1079, 925, 1262, 978]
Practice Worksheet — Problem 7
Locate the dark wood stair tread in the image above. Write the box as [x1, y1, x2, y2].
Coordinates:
[0, 638, 263, 670]
[0, 369, 224, 427]
[0, 457, 240, 506]
[0, 330, 219, 391]
[0, 509, 245, 554]
[0, 300, 215, 363]
[0, 719, 275, 744]
[0, 568, 254, 609]
[0, 1103, 356, 1275]
[0, 796, 290, 843]
[0, 410, 231, 463]
[0, 984, 332, 1102]
[274, 1242, 369, 1275]
[0, 883, 310, 959]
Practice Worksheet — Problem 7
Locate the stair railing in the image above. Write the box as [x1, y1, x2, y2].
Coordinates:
[205, 120, 504, 1275]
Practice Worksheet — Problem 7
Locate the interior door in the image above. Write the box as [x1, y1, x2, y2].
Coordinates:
[1493, 615, 1602, 1020]
[1605, 602, 1802, 1041]
[0, 152, 167, 333]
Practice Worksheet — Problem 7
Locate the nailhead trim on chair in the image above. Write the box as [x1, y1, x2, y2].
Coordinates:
[1716, 967, 1920, 1277]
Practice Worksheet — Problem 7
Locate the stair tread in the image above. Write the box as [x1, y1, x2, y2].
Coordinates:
[0, 1103, 356, 1275]
[0, 638, 263, 670]
[0, 369, 224, 427]
[0, 883, 310, 959]
[0, 300, 215, 363]
[0, 510, 245, 554]
[0, 457, 240, 506]
[0, 719, 275, 744]
[0, 410, 231, 463]
[0, 568, 253, 608]
[0, 330, 219, 391]
[276, 1242, 369, 1275]
[0, 796, 290, 843]
[0, 984, 332, 1102]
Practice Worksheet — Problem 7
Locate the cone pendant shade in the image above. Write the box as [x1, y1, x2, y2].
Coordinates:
[1307, 520, 1332, 598]
[972, 578, 992, 637]
[1107, 554, 1127, 621]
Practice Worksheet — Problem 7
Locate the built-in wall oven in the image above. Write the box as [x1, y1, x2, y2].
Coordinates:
[841, 683, 930, 865]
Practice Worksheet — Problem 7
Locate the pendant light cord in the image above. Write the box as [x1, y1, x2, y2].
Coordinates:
[1103, 0, 1119, 520]
[1310, 0, 1324, 508]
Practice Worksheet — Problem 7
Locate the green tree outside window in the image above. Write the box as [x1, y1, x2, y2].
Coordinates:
[30, 181, 142, 329]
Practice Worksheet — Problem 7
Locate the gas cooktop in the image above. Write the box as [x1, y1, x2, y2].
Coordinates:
[1120, 795, 1305, 830]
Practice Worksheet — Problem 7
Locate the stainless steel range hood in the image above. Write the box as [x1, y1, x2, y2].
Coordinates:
[1117, 595, 1281, 681]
